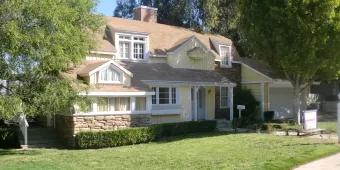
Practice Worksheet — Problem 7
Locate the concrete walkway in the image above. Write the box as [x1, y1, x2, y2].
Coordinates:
[294, 153, 340, 170]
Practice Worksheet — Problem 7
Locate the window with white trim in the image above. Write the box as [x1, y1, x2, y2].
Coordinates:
[96, 97, 131, 112]
[117, 34, 147, 60]
[151, 87, 178, 105]
[219, 45, 232, 67]
[99, 65, 121, 83]
[220, 87, 228, 108]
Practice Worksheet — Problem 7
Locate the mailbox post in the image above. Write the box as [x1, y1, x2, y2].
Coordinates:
[237, 105, 246, 118]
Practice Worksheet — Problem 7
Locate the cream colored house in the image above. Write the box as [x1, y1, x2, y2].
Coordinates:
[55, 6, 300, 141]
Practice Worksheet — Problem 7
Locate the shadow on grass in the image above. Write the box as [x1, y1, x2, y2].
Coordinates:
[282, 142, 337, 147]
[154, 131, 233, 144]
[0, 149, 41, 157]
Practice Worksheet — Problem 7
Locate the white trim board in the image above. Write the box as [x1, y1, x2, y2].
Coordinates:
[89, 60, 133, 77]
[79, 91, 155, 96]
[142, 80, 237, 87]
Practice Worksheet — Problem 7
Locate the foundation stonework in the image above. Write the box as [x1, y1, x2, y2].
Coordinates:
[55, 114, 151, 146]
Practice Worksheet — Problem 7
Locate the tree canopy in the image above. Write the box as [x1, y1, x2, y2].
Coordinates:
[239, 0, 340, 122]
[0, 0, 102, 120]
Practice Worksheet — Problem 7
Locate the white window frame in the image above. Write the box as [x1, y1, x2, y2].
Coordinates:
[115, 33, 149, 60]
[98, 65, 123, 84]
[220, 86, 229, 109]
[90, 96, 149, 114]
[219, 45, 232, 68]
[151, 87, 179, 105]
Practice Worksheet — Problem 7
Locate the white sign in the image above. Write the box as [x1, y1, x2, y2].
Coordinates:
[237, 105, 245, 110]
[303, 110, 317, 130]
[237, 105, 245, 118]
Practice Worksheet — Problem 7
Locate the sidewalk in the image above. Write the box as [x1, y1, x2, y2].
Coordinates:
[294, 153, 340, 170]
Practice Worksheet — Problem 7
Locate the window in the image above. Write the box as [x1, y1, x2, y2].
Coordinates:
[135, 97, 147, 111]
[99, 66, 121, 83]
[133, 43, 144, 59]
[117, 34, 147, 60]
[97, 97, 108, 112]
[219, 45, 232, 67]
[220, 87, 228, 108]
[119, 42, 130, 59]
[152, 87, 156, 104]
[96, 97, 130, 112]
[151, 87, 178, 105]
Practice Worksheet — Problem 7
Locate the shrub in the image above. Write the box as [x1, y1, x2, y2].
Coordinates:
[0, 127, 20, 149]
[233, 87, 261, 127]
[264, 111, 275, 122]
[75, 120, 216, 149]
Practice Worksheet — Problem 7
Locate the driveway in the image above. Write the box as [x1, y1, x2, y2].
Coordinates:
[294, 153, 340, 170]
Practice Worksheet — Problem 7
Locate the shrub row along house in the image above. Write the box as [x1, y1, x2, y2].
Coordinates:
[55, 6, 307, 145]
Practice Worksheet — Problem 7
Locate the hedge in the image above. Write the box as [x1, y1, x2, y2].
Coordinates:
[0, 127, 20, 149]
[75, 120, 216, 149]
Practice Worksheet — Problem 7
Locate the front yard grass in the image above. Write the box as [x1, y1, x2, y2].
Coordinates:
[318, 121, 337, 133]
[1, 133, 340, 170]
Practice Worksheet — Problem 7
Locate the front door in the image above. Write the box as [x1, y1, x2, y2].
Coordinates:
[197, 87, 206, 120]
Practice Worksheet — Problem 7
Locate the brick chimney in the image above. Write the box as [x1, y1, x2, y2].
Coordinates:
[133, 5, 158, 23]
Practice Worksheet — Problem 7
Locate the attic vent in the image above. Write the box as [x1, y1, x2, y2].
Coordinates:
[187, 47, 206, 60]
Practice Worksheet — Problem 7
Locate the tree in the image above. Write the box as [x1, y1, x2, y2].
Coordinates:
[239, 0, 340, 124]
[0, 0, 102, 120]
[114, 0, 137, 18]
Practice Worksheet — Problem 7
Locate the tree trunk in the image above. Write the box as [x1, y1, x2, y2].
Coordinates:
[293, 85, 302, 125]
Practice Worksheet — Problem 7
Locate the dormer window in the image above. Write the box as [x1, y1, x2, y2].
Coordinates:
[99, 66, 122, 83]
[219, 45, 232, 68]
[117, 33, 148, 60]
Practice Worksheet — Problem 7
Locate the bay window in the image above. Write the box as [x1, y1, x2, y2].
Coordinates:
[117, 34, 147, 60]
[90, 97, 148, 113]
[152, 87, 178, 105]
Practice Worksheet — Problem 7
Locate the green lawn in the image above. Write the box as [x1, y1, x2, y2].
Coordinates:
[1, 133, 340, 170]
[319, 121, 337, 133]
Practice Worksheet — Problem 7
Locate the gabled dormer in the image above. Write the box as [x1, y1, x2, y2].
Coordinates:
[77, 60, 133, 86]
[115, 32, 150, 60]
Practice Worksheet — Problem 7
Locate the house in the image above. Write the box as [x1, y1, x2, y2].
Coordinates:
[55, 5, 304, 144]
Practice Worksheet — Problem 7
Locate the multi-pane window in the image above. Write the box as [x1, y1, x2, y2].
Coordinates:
[118, 34, 147, 59]
[171, 88, 176, 104]
[159, 87, 170, 104]
[133, 43, 144, 59]
[96, 97, 131, 112]
[119, 42, 130, 59]
[220, 87, 228, 108]
[151, 87, 177, 105]
[219, 45, 232, 67]
[152, 87, 157, 104]
[100, 66, 121, 83]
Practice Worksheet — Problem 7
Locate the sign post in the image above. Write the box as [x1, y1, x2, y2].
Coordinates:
[237, 105, 245, 118]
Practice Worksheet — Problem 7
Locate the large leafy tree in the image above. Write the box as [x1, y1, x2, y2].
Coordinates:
[239, 0, 340, 123]
[0, 0, 102, 120]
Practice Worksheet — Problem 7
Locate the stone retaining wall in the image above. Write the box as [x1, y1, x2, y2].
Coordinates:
[55, 114, 151, 147]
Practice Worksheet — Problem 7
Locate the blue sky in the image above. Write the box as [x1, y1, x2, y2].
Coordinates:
[96, 0, 117, 16]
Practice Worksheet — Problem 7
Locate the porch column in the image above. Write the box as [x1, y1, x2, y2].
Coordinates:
[193, 86, 198, 121]
[131, 97, 136, 112]
[260, 83, 265, 120]
[228, 86, 234, 121]
[146, 96, 152, 113]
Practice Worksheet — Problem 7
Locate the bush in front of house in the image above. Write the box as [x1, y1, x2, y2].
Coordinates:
[233, 87, 261, 128]
[75, 120, 217, 149]
[0, 127, 20, 149]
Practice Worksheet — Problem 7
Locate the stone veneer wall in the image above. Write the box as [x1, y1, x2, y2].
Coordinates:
[55, 114, 151, 147]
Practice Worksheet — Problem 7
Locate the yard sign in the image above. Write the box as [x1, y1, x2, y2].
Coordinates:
[303, 110, 317, 130]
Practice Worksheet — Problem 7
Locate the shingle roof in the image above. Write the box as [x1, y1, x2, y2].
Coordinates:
[237, 57, 283, 79]
[98, 16, 236, 60]
[120, 61, 233, 84]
